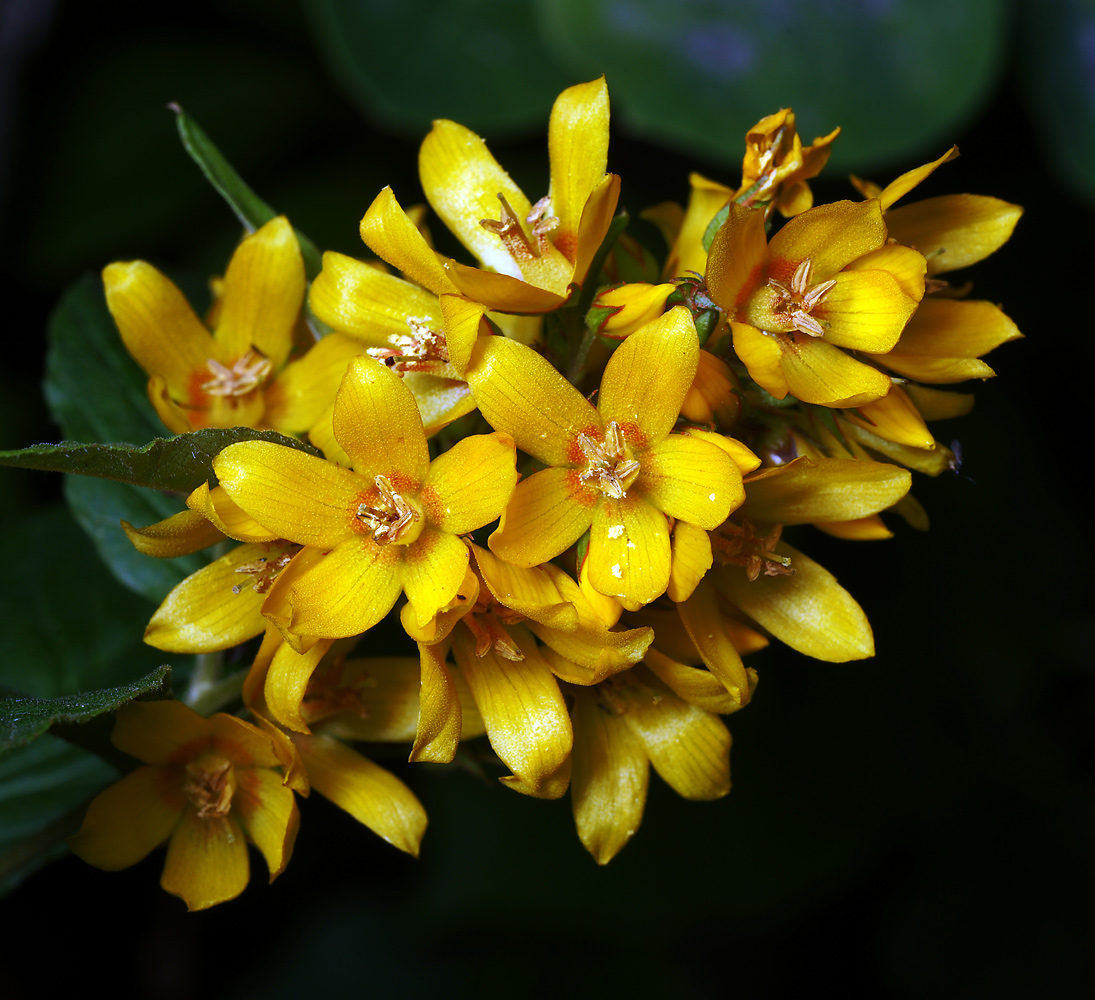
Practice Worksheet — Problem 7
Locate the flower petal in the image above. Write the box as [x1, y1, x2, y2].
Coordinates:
[705, 203, 768, 312]
[669, 172, 734, 279]
[332, 356, 429, 484]
[144, 541, 295, 653]
[186, 482, 278, 543]
[776, 333, 893, 407]
[731, 321, 789, 398]
[287, 536, 403, 639]
[572, 173, 621, 286]
[310, 251, 443, 344]
[265, 635, 336, 734]
[639, 433, 742, 529]
[885, 194, 1022, 274]
[588, 495, 670, 606]
[213, 441, 360, 548]
[615, 668, 731, 800]
[739, 456, 911, 524]
[845, 385, 935, 448]
[294, 733, 428, 856]
[768, 199, 886, 280]
[643, 648, 751, 715]
[466, 334, 600, 465]
[121, 509, 225, 558]
[876, 145, 960, 210]
[68, 766, 183, 870]
[489, 466, 596, 567]
[422, 431, 517, 535]
[439, 293, 486, 377]
[232, 766, 299, 880]
[676, 578, 752, 704]
[402, 528, 470, 627]
[713, 541, 874, 661]
[570, 684, 649, 865]
[103, 260, 214, 398]
[410, 639, 463, 763]
[819, 269, 919, 353]
[598, 306, 698, 445]
[886, 297, 1021, 359]
[666, 519, 713, 603]
[420, 118, 530, 275]
[453, 624, 573, 795]
[843, 243, 927, 300]
[112, 700, 210, 764]
[359, 186, 458, 296]
[548, 77, 610, 248]
[161, 811, 249, 910]
[443, 261, 570, 312]
[215, 216, 303, 370]
[263, 332, 364, 435]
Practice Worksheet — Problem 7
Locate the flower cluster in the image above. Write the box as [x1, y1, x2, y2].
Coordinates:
[74, 79, 1020, 903]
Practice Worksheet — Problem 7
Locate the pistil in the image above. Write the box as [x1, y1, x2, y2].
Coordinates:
[182, 753, 235, 820]
[202, 349, 273, 396]
[765, 258, 836, 337]
[356, 475, 421, 544]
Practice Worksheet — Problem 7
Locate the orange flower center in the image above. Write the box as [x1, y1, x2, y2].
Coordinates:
[301, 658, 372, 725]
[183, 752, 236, 820]
[711, 518, 793, 581]
[356, 475, 422, 545]
[201, 349, 273, 396]
[578, 421, 641, 499]
[479, 193, 573, 292]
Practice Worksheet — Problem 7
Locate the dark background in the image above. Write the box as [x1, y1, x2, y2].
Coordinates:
[1, 1, 1091, 997]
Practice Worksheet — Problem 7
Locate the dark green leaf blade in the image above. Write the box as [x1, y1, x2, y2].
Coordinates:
[1, 665, 171, 753]
[172, 103, 322, 276]
[0, 427, 318, 493]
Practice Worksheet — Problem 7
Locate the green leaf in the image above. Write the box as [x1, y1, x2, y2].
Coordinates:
[0, 427, 319, 493]
[539, 0, 1008, 170]
[172, 103, 323, 277]
[306, 0, 575, 139]
[0, 737, 119, 897]
[63, 475, 206, 602]
[1017, 0, 1095, 207]
[44, 275, 162, 447]
[1, 666, 171, 753]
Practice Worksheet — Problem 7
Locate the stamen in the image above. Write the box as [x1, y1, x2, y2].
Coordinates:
[368, 316, 450, 375]
[232, 549, 296, 595]
[766, 257, 836, 338]
[578, 421, 641, 499]
[202, 349, 273, 396]
[712, 518, 794, 581]
[356, 475, 420, 544]
[183, 755, 234, 820]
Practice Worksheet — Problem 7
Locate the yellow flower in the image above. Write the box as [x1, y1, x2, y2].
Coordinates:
[69, 700, 299, 911]
[104, 216, 363, 434]
[414, 78, 620, 312]
[466, 307, 744, 606]
[212, 356, 518, 640]
[706, 199, 925, 407]
[568, 665, 733, 864]
[739, 108, 840, 217]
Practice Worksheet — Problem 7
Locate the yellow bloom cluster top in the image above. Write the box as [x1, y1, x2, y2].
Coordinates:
[75, 78, 1020, 904]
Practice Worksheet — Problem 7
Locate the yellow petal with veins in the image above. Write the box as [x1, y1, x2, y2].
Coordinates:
[411, 639, 463, 763]
[846, 385, 935, 449]
[877, 145, 960, 210]
[264, 635, 335, 734]
[643, 648, 752, 714]
[231, 767, 299, 881]
[731, 322, 789, 398]
[452, 624, 573, 796]
[572, 173, 622, 287]
[819, 269, 919, 353]
[666, 519, 713, 603]
[676, 578, 751, 704]
[294, 733, 427, 856]
[705, 203, 768, 313]
[215, 216, 303, 370]
[598, 306, 698, 445]
[111, 700, 210, 763]
[420, 118, 530, 277]
[588, 494, 670, 606]
[213, 441, 360, 549]
[402, 528, 470, 628]
[767, 199, 886, 281]
[422, 431, 517, 535]
[161, 812, 249, 911]
[68, 766, 184, 870]
[263, 332, 364, 435]
[121, 508, 225, 558]
[885, 194, 1022, 274]
[103, 260, 215, 399]
[669, 172, 734, 279]
[489, 467, 596, 568]
[570, 684, 649, 865]
[739, 456, 911, 524]
[443, 259, 570, 312]
[359, 186, 458, 296]
[713, 541, 874, 661]
[638, 433, 741, 529]
[548, 77, 610, 247]
[332, 356, 430, 485]
[186, 482, 278, 543]
[777, 334, 893, 407]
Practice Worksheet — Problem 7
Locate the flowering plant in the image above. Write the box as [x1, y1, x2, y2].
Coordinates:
[0, 78, 1020, 906]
